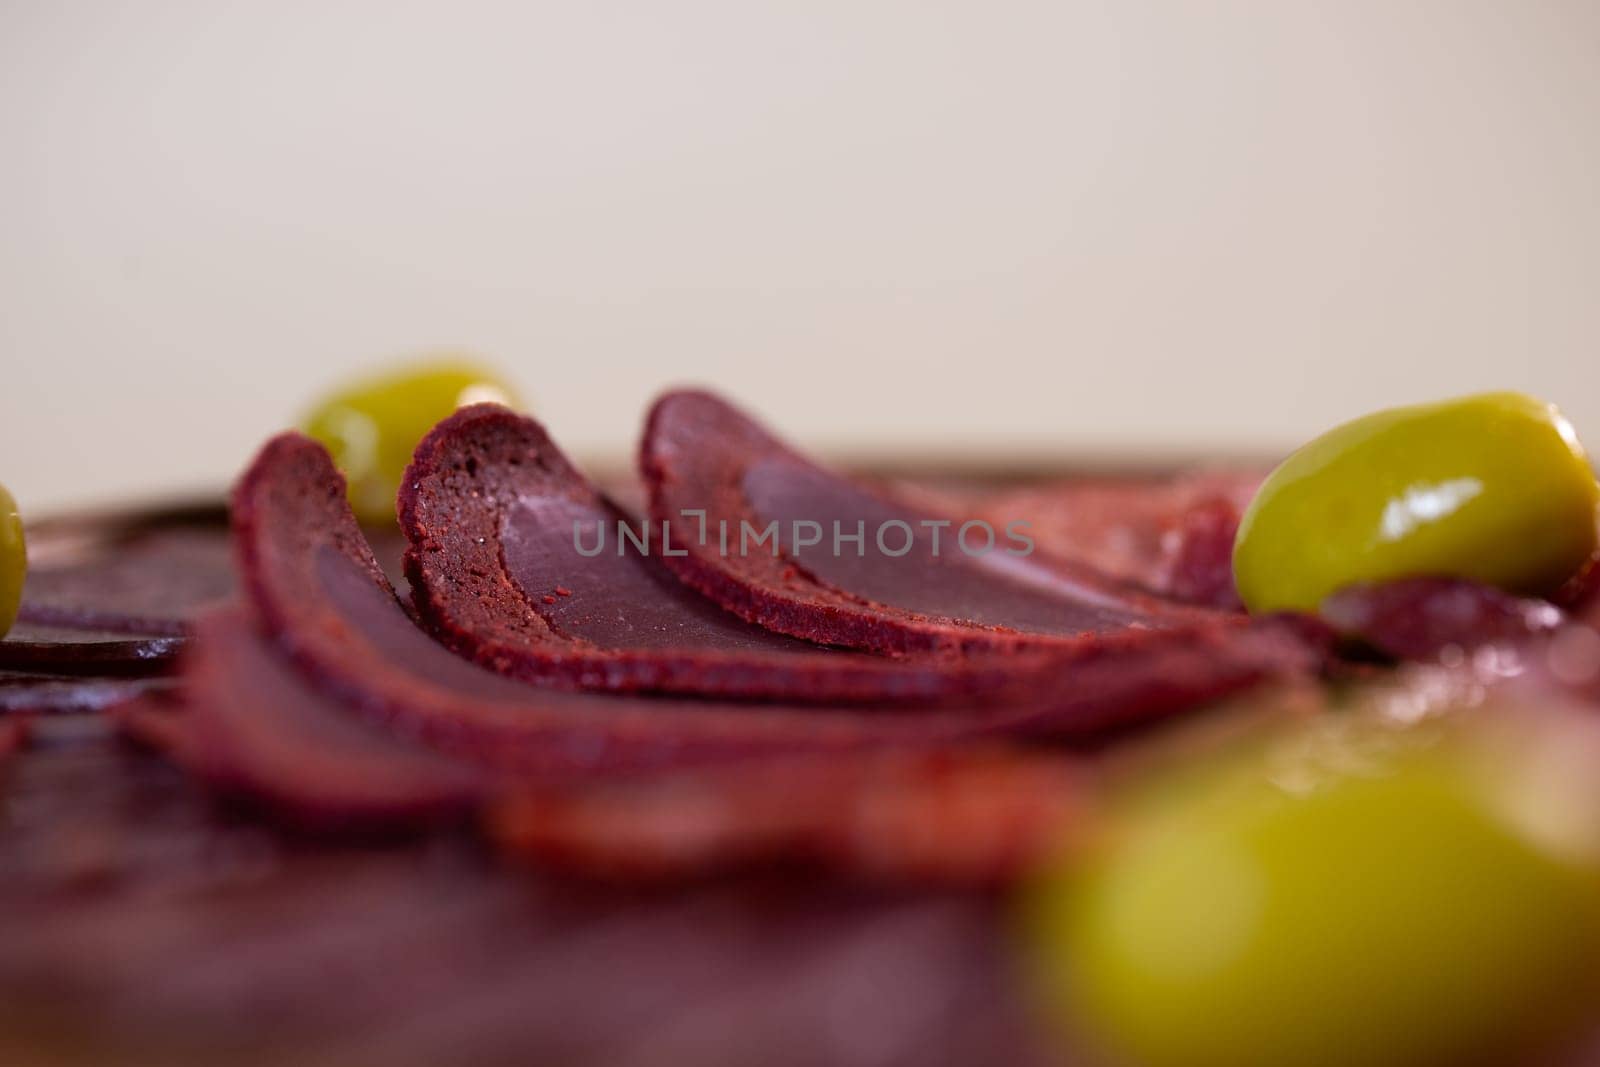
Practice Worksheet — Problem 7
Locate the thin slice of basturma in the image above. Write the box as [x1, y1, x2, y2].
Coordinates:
[17, 516, 235, 637]
[240, 433, 1323, 751]
[0, 513, 233, 674]
[0, 669, 173, 715]
[491, 748, 1089, 885]
[400, 404, 1022, 702]
[1320, 578, 1568, 662]
[174, 609, 489, 829]
[0, 622, 182, 674]
[173, 608, 1092, 883]
[163, 604, 1093, 878]
[894, 470, 1261, 608]
[641, 389, 1235, 655]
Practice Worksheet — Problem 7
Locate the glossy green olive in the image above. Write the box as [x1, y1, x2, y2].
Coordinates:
[1023, 749, 1600, 1067]
[301, 359, 519, 524]
[0, 482, 23, 639]
[1234, 392, 1599, 614]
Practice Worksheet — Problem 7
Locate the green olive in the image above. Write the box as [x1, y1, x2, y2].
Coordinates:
[0, 482, 23, 639]
[300, 358, 519, 524]
[1023, 747, 1600, 1067]
[1234, 392, 1599, 614]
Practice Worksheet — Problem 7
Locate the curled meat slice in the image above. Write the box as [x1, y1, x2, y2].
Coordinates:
[642, 389, 1246, 655]
[399, 404, 1025, 703]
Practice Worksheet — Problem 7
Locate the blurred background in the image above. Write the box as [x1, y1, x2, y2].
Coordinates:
[1, 0, 1595, 513]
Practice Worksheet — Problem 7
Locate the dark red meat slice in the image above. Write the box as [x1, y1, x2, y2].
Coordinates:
[2, 514, 234, 675]
[493, 748, 1089, 885]
[0, 669, 173, 715]
[239, 433, 1322, 753]
[167, 608, 1093, 879]
[0, 622, 181, 674]
[1320, 578, 1567, 661]
[17, 520, 234, 636]
[1320, 578, 1600, 702]
[400, 404, 1033, 702]
[641, 389, 1241, 655]
[895, 468, 1262, 602]
[173, 610, 488, 830]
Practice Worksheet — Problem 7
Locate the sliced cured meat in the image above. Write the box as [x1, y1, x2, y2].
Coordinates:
[400, 404, 1026, 702]
[17, 516, 235, 636]
[107, 689, 194, 756]
[1321, 578, 1600, 703]
[641, 389, 1239, 655]
[0, 670, 173, 716]
[1320, 579, 1567, 661]
[493, 748, 1088, 885]
[175, 609, 488, 830]
[0, 622, 181, 674]
[2, 512, 229, 675]
[894, 468, 1262, 603]
[171, 608, 1092, 880]
[235, 433, 976, 772]
[235, 433, 1322, 762]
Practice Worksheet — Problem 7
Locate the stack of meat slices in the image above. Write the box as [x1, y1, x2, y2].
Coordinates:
[0, 509, 236, 716]
[95, 389, 1340, 885]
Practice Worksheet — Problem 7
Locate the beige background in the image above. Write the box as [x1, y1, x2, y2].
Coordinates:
[2, 0, 1596, 514]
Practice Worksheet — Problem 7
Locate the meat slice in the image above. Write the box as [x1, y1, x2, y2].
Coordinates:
[493, 748, 1089, 886]
[896, 469, 1261, 606]
[157, 609, 1093, 880]
[1320, 578, 1600, 702]
[641, 389, 1245, 655]
[240, 433, 1322, 751]
[168, 609, 488, 830]
[17, 517, 235, 636]
[0, 622, 181, 674]
[1, 513, 234, 675]
[1321, 578, 1567, 662]
[399, 404, 1033, 702]
[0, 670, 173, 715]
